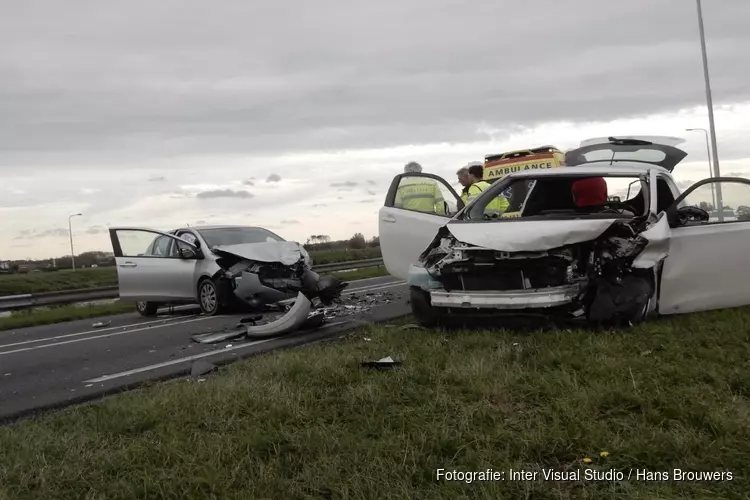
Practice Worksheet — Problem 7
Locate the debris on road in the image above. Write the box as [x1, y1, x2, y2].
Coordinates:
[91, 320, 112, 328]
[361, 355, 402, 370]
[191, 325, 248, 344]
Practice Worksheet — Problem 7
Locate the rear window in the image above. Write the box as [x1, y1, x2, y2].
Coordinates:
[197, 227, 285, 247]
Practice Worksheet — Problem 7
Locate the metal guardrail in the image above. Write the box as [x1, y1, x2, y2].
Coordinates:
[0, 258, 385, 312]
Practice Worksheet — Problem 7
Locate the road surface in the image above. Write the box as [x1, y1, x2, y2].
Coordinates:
[0, 275, 409, 423]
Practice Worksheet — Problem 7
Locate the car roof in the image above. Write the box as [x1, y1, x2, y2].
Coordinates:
[504, 162, 664, 179]
[174, 224, 269, 232]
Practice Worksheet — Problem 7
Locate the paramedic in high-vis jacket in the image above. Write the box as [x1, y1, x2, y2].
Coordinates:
[465, 164, 509, 216]
[394, 162, 446, 215]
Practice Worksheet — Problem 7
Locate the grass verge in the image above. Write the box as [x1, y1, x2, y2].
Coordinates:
[0, 301, 135, 331]
[2, 308, 749, 498]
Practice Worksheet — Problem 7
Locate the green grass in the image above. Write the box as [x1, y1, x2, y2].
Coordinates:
[0, 248, 382, 297]
[0, 301, 135, 331]
[0, 267, 118, 296]
[2, 308, 749, 499]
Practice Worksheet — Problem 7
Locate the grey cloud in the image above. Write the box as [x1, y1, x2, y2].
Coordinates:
[366, 190, 377, 196]
[86, 225, 106, 235]
[726, 171, 748, 177]
[676, 179, 695, 189]
[311, 203, 327, 207]
[331, 181, 358, 188]
[196, 189, 254, 199]
[2, 0, 749, 170]
[195, 220, 207, 224]
[243, 179, 255, 186]
[366, 180, 376, 185]
[359, 199, 375, 203]
[20, 228, 70, 239]
[266, 173, 282, 183]
[148, 175, 166, 182]
[280, 219, 300, 224]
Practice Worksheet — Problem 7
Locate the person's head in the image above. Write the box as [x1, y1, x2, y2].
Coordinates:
[456, 166, 471, 187]
[404, 161, 423, 174]
[571, 177, 608, 208]
[468, 164, 484, 183]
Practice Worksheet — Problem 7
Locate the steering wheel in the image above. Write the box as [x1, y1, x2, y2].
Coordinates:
[677, 205, 710, 225]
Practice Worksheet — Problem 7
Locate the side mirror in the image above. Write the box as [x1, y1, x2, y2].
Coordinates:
[667, 205, 710, 227]
[179, 247, 197, 259]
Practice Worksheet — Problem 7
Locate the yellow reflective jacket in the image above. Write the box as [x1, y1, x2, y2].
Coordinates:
[394, 177, 446, 215]
[465, 180, 509, 215]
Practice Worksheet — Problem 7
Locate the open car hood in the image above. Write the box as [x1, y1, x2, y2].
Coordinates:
[212, 241, 310, 266]
[445, 219, 618, 252]
[565, 136, 687, 172]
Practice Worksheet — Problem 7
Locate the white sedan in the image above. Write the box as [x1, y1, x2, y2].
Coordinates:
[379, 136, 750, 327]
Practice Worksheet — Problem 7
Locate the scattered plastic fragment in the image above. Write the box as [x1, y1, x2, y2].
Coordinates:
[191, 325, 247, 344]
[91, 320, 111, 328]
[198, 378, 206, 383]
[363, 337, 372, 342]
[361, 355, 402, 370]
[84, 384, 93, 388]
[225, 344, 233, 348]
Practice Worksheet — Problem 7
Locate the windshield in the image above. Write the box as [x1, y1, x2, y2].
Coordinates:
[465, 174, 648, 221]
[197, 227, 285, 247]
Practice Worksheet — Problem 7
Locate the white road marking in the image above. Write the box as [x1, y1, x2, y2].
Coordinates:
[0, 313, 198, 350]
[83, 320, 348, 383]
[0, 316, 222, 357]
[345, 281, 406, 294]
[346, 279, 404, 293]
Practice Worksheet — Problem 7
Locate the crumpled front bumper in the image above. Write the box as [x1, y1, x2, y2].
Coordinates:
[428, 284, 581, 309]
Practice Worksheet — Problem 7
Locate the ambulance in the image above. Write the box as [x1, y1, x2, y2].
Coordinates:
[483, 145, 566, 217]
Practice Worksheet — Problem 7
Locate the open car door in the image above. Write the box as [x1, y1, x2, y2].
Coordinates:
[379, 173, 463, 280]
[109, 227, 202, 302]
[566, 137, 687, 172]
[657, 177, 750, 315]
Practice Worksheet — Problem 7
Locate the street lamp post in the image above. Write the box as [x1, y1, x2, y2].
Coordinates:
[68, 213, 82, 270]
[695, 0, 724, 218]
[686, 128, 716, 208]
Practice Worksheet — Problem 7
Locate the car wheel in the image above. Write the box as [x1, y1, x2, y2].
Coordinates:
[135, 301, 159, 317]
[198, 278, 222, 316]
[409, 286, 439, 328]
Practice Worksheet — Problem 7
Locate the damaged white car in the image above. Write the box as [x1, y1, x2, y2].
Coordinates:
[380, 137, 750, 327]
[108, 225, 347, 329]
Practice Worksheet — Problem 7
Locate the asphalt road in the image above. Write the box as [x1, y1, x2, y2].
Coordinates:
[0, 275, 410, 423]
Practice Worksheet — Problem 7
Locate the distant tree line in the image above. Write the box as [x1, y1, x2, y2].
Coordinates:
[305, 233, 379, 251]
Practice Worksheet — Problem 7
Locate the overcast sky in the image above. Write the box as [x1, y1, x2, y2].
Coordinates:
[2, 0, 750, 260]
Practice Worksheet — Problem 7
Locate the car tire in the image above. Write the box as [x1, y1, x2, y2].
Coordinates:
[409, 286, 440, 328]
[198, 278, 223, 316]
[135, 301, 159, 317]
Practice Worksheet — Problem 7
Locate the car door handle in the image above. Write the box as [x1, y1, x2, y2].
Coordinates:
[381, 215, 396, 223]
[120, 262, 137, 268]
